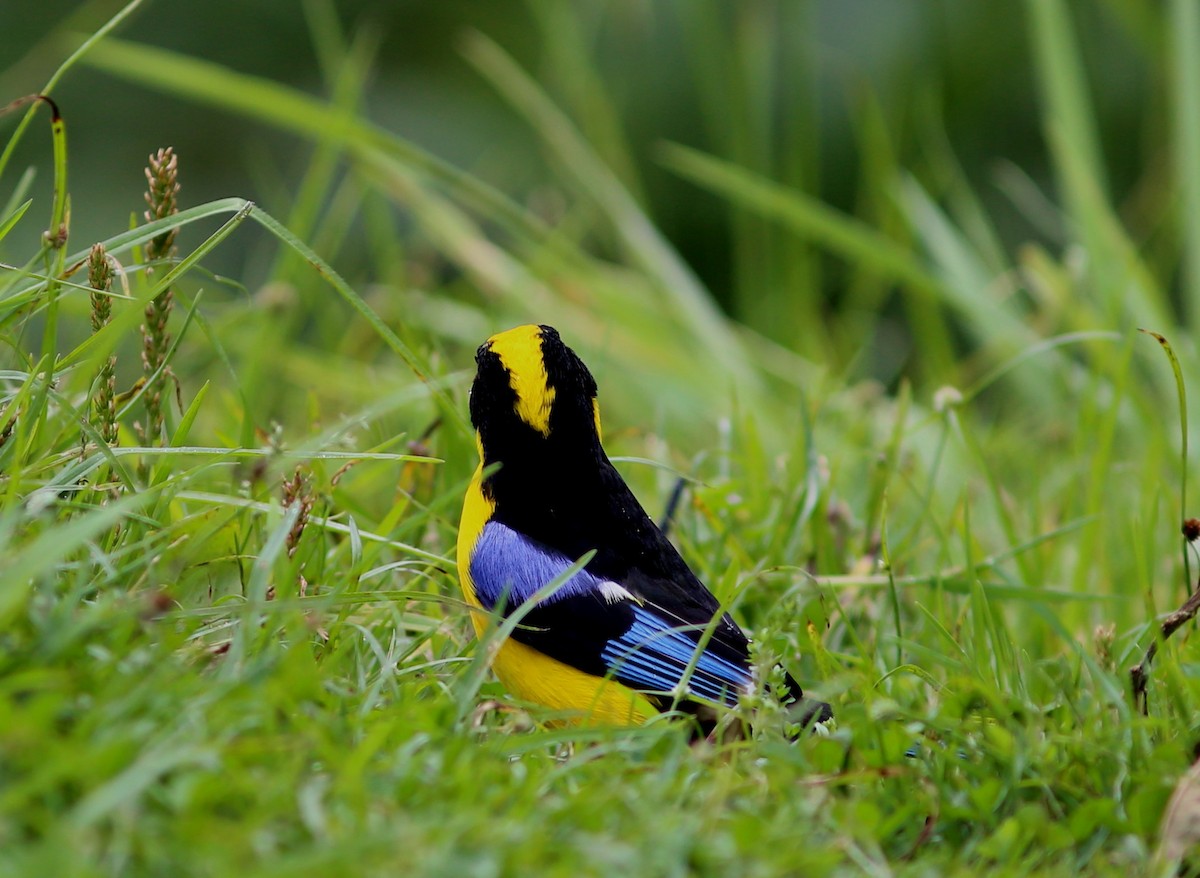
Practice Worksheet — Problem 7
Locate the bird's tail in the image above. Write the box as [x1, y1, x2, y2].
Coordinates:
[782, 670, 833, 731]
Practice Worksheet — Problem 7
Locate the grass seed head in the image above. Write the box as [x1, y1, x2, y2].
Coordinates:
[87, 242, 118, 448]
[140, 147, 180, 445]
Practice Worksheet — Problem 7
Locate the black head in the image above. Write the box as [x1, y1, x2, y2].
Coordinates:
[470, 324, 603, 468]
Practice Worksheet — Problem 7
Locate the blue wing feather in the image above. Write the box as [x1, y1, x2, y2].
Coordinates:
[469, 521, 608, 608]
[601, 605, 752, 704]
[469, 520, 753, 706]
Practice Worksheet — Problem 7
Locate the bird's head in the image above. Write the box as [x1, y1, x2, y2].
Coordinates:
[470, 324, 603, 465]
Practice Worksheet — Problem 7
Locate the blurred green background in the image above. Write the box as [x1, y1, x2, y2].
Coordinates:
[3, 0, 1162, 387]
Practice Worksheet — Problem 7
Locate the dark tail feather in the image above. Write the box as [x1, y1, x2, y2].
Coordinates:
[793, 698, 833, 728]
[781, 669, 832, 733]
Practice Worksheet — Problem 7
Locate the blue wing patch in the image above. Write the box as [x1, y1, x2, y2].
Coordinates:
[601, 605, 753, 706]
[469, 521, 608, 609]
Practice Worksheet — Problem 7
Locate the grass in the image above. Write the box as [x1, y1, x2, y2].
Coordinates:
[1, 1, 1200, 874]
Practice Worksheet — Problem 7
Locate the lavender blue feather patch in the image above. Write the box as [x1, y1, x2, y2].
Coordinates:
[469, 521, 607, 608]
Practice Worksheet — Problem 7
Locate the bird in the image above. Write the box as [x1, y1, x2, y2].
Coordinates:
[457, 324, 831, 732]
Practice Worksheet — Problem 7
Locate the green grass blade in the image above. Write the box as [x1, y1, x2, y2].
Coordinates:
[0, 199, 32, 244]
[1171, 0, 1200, 331]
[1140, 329, 1191, 597]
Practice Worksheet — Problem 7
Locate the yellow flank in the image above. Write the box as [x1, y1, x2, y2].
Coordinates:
[592, 398, 603, 441]
[457, 444, 657, 727]
[490, 637, 658, 726]
[487, 325, 555, 437]
[457, 458, 494, 573]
